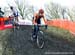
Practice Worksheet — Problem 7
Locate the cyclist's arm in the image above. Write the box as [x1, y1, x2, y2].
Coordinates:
[42, 14, 47, 25]
[33, 13, 37, 25]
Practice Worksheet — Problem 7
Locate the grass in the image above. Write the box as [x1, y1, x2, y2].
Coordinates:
[0, 26, 75, 55]
[29, 25, 75, 45]
[0, 29, 12, 55]
[0, 30, 8, 55]
[45, 26, 75, 43]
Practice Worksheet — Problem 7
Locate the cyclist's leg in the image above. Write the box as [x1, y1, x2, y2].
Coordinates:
[16, 17, 18, 22]
[15, 16, 19, 29]
[11, 18, 14, 26]
[12, 17, 16, 30]
[32, 25, 39, 39]
[15, 16, 18, 22]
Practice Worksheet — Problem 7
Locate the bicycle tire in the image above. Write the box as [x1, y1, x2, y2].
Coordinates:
[36, 31, 44, 48]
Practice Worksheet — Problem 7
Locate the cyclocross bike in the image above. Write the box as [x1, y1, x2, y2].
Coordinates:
[31, 24, 45, 49]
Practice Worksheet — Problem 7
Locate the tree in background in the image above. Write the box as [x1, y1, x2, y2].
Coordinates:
[14, 0, 34, 20]
[45, 2, 75, 21]
[45, 2, 61, 19]
[5, 0, 75, 21]
[67, 8, 75, 21]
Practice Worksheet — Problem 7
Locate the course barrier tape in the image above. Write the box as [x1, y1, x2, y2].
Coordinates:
[47, 19, 75, 35]
[0, 17, 13, 30]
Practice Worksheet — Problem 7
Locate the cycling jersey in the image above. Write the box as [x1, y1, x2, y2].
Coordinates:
[12, 9, 18, 17]
[10, 7, 19, 25]
[33, 13, 44, 24]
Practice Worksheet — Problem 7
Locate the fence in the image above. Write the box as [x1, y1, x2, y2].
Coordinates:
[47, 19, 75, 34]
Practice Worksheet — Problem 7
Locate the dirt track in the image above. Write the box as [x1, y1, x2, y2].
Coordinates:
[2, 25, 75, 55]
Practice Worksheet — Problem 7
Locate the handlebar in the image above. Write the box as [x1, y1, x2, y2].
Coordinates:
[33, 24, 47, 27]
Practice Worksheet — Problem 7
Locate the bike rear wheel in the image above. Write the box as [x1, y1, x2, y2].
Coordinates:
[36, 31, 44, 48]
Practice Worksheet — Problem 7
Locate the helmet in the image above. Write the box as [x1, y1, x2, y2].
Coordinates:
[39, 9, 44, 14]
[10, 6, 13, 10]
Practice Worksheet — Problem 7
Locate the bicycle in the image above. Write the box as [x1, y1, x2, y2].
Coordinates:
[9, 16, 19, 31]
[31, 24, 45, 49]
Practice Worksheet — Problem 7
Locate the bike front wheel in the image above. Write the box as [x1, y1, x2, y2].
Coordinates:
[36, 31, 44, 49]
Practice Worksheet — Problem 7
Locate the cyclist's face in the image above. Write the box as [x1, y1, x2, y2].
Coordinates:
[39, 13, 43, 16]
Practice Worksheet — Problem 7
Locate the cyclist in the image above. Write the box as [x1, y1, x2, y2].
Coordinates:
[10, 6, 19, 29]
[32, 9, 47, 40]
[10, 6, 19, 22]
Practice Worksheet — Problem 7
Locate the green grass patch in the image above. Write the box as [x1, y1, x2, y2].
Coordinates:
[0, 29, 12, 55]
[46, 26, 75, 43]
